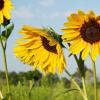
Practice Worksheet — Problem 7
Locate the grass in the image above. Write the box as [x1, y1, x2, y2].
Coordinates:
[0, 81, 100, 100]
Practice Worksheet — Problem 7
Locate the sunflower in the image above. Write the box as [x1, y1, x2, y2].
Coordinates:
[14, 25, 66, 74]
[62, 10, 100, 61]
[0, 0, 13, 24]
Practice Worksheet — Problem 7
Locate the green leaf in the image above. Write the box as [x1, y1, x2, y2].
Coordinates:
[47, 89, 79, 100]
[1, 23, 14, 40]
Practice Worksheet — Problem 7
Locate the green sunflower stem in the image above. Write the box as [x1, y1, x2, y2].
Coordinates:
[65, 69, 86, 100]
[0, 36, 10, 97]
[0, 26, 11, 100]
[92, 61, 97, 100]
[81, 77, 88, 100]
[73, 55, 88, 100]
[67, 44, 88, 100]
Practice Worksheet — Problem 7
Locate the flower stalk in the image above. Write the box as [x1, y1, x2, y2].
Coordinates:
[65, 69, 85, 99]
[67, 44, 88, 100]
[73, 54, 88, 100]
[81, 77, 88, 100]
[92, 60, 97, 100]
[0, 26, 11, 100]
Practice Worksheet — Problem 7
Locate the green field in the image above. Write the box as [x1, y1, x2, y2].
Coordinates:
[0, 71, 100, 100]
[0, 82, 100, 100]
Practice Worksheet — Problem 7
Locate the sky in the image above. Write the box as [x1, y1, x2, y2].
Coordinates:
[0, 0, 100, 77]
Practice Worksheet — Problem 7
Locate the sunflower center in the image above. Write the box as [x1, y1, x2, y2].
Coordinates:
[41, 36, 57, 54]
[80, 19, 100, 44]
[0, 0, 4, 10]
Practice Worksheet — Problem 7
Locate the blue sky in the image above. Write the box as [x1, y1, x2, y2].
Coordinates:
[0, 0, 100, 77]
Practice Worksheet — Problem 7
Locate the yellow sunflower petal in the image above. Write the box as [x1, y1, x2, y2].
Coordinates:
[78, 10, 88, 21]
[64, 21, 82, 26]
[88, 11, 96, 18]
[33, 49, 44, 63]
[45, 53, 55, 74]
[14, 25, 66, 74]
[24, 52, 34, 64]
[0, 12, 3, 24]
[58, 54, 65, 74]
[78, 10, 85, 15]
[98, 42, 100, 54]
[0, 0, 13, 23]
[22, 25, 41, 32]
[62, 28, 77, 33]
[42, 53, 52, 69]
[62, 32, 80, 42]
[70, 39, 87, 54]
[51, 54, 57, 73]
[82, 43, 90, 60]
[3, 8, 11, 19]
[18, 39, 41, 48]
[38, 51, 49, 66]
[91, 43, 99, 61]
[14, 48, 28, 57]
[49, 39, 57, 46]
[64, 25, 80, 29]
[70, 14, 84, 23]
[96, 15, 100, 21]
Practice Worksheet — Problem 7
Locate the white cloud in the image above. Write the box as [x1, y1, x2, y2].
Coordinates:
[39, 0, 56, 7]
[49, 11, 71, 20]
[50, 10, 79, 20]
[12, 6, 33, 19]
[51, 12, 66, 18]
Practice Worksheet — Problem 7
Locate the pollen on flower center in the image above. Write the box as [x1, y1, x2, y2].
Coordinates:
[0, 0, 4, 10]
[80, 19, 100, 44]
[41, 36, 57, 54]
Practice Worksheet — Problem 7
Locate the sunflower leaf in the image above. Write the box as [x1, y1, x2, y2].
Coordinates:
[47, 89, 79, 100]
[1, 23, 14, 40]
